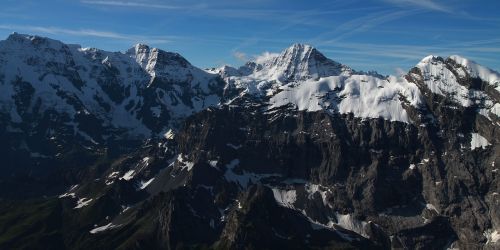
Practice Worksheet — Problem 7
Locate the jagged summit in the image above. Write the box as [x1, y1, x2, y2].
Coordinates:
[224, 43, 353, 84]
[3, 33, 193, 73]
[415, 54, 500, 93]
[6, 32, 51, 43]
[417, 54, 499, 83]
[127, 43, 191, 67]
[0, 34, 499, 250]
[245, 43, 351, 82]
[0, 33, 224, 139]
[416, 54, 441, 66]
[0, 33, 498, 125]
[448, 55, 500, 88]
[126, 43, 195, 82]
[2, 32, 71, 52]
[257, 43, 316, 66]
[412, 54, 499, 120]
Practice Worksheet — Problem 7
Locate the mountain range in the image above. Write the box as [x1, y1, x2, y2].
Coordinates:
[0, 33, 498, 249]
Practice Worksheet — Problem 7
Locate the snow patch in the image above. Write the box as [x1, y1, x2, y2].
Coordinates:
[120, 170, 136, 181]
[470, 133, 490, 150]
[491, 103, 500, 117]
[426, 203, 439, 213]
[272, 188, 297, 208]
[268, 75, 422, 123]
[223, 159, 279, 188]
[58, 185, 78, 198]
[306, 212, 369, 240]
[335, 213, 369, 238]
[484, 229, 499, 244]
[493, 230, 500, 243]
[139, 177, 155, 190]
[417, 56, 493, 108]
[89, 223, 121, 234]
[208, 160, 218, 168]
[164, 129, 175, 140]
[74, 198, 93, 209]
[108, 171, 119, 179]
[58, 192, 76, 199]
[305, 183, 330, 207]
[449, 55, 500, 92]
[177, 154, 194, 171]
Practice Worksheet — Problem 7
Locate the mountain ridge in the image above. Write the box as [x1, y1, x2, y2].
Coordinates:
[1, 33, 499, 142]
[0, 33, 499, 249]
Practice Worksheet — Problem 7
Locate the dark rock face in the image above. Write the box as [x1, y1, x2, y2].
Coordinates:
[0, 35, 499, 249]
[168, 98, 496, 249]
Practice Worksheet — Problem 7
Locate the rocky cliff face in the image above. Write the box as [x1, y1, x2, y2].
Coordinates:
[0, 34, 498, 249]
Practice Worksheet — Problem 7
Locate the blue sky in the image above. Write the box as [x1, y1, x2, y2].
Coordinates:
[0, 0, 499, 75]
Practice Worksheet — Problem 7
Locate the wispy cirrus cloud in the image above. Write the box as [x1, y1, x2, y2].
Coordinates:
[382, 0, 452, 13]
[79, 0, 378, 26]
[80, 0, 197, 10]
[318, 38, 500, 64]
[0, 24, 173, 44]
[310, 9, 420, 45]
[318, 44, 500, 75]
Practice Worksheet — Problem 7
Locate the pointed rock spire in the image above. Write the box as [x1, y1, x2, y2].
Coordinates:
[250, 43, 351, 82]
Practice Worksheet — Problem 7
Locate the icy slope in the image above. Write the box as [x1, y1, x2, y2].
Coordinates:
[220, 44, 422, 123]
[449, 55, 500, 92]
[414, 55, 499, 120]
[0, 33, 224, 141]
[219, 44, 353, 95]
[219, 45, 499, 124]
[269, 74, 422, 123]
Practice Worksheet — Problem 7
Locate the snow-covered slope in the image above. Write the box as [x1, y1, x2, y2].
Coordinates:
[214, 44, 500, 124]
[268, 74, 422, 123]
[414, 55, 499, 120]
[0, 33, 224, 142]
[2, 36, 500, 250]
[1, 34, 499, 145]
[416, 55, 489, 107]
[219, 44, 421, 123]
[251, 43, 353, 82]
[219, 43, 353, 96]
[449, 55, 500, 92]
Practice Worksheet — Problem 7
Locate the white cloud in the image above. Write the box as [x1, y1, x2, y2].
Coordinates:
[232, 51, 248, 62]
[394, 67, 407, 76]
[253, 51, 280, 64]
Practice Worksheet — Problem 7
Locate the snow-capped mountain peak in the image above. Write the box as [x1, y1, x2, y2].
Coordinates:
[448, 55, 500, 91]
[126, 44, 193, 80]
[417, 54, 441, 65]
[0, 34, 225, 143]
[127, 43, 152, 70]
[219, 44, 354, 97]
[417, 54, 500, 92]
[2, 34, 500, 250]
[4, 32, 66, 50]
[413, 54, 499, 120]
[252, 43, 352, 82]
[1, 34, 498, 147]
